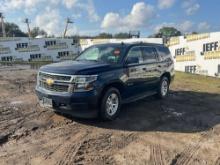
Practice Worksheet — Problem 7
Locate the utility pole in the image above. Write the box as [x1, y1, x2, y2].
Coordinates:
[0, 12, 6, 37]
[63, 18, 73, 38]
[24, 18, 31, 38]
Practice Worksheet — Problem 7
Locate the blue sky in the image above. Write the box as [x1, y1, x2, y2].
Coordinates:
[0, 0, 219, 37]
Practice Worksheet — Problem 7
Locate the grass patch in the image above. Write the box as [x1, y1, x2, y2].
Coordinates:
[172, 71, 220, 93]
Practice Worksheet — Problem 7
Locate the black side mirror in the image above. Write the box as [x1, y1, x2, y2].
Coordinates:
[126, 57, 139, 65]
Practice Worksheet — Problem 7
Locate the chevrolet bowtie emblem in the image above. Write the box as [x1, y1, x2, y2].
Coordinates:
[46, 78, 54, 86]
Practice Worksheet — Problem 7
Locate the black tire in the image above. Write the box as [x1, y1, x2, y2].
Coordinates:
[100, 87, 121, 120]
[157, 76, 170, 99]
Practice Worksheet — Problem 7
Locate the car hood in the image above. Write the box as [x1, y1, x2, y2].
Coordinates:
[39, 60, 111, 75]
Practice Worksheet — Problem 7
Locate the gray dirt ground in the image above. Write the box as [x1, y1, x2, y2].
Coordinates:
[0, 64, 220, 165]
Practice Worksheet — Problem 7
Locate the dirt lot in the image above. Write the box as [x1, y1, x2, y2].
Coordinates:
[0, 64, 220, 165]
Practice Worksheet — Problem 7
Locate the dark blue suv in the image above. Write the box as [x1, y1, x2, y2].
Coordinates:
[36, 42, 174, 120]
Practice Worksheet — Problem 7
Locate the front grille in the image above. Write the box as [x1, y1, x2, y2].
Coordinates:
[38, 71, 72, 93]
[39, 72, 71, 82]
[39, 81, 69, 92]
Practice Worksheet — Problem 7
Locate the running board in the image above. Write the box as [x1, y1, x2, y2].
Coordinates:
[122, 91, 157, 104]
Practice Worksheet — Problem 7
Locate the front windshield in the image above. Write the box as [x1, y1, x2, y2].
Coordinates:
[76, 45, 123, 64]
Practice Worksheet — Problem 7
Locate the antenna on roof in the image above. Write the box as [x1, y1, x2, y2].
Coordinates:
[63, 17, 74, 38]
[23, 18, 31, 38]
[0, 12, 6, 37]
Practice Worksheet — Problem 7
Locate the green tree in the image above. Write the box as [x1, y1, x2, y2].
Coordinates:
[153, 27, 181, 38]
[191, 31, 198, 34]
[0, 22, 28, 37]
[95, 33, 113, 39]
[30, 27, 47, 38]
[114, 32, 130, 39]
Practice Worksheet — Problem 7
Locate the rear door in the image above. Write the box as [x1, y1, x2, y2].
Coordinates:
[141, 46, 161, 90]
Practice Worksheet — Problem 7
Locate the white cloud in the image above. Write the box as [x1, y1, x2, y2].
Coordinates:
[62, 0, 78, 9]
[178, 20, 194, 32]
[186, 4, 200, 15]
[101, 2, 156, 31]
[158, 0, 175, 9]
[198, 22, 210, 32]
[0, 0, 44, 12]
[154, 20, 194, 33]
[154, 22, 176, 32]
[63, 0, 100, 22]
[154, 20, 213, 34]
[35, 8, 62, 36]
[65, 26, 79, 36]
[0, 0, 99, 22]
[33, 6, 79, 36]
[101, 13, 120, 29]
[0, 0, 100, 36]
[86, 0, 100, 22]
[182, 0, 200, 15]
[79, 0, 100, 22]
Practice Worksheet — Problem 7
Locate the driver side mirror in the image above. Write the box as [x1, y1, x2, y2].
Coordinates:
[126, 57, 139, 65]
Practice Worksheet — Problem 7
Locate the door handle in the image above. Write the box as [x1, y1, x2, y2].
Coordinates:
[142, 68, 147, 71]
[158, 65, 162, 68]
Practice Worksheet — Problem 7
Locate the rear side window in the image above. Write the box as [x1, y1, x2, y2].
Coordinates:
[126, 47, 143, 64]
[142, 47, 158, 63]
[157, 46, 171, 57]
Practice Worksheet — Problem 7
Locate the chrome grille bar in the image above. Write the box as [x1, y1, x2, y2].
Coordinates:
[38, 71, 74, 93]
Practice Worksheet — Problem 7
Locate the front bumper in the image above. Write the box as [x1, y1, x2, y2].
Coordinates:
[35, 86, 100, 118]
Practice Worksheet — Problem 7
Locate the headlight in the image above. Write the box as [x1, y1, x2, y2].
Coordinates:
[74, 75, 97, 84]
[73, 75, 98, 92]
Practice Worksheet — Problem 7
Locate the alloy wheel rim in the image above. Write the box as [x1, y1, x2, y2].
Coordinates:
[106, 93, 119, 116]
[161, 80, 168, 96]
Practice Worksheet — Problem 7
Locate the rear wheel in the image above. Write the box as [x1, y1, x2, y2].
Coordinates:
[100, 87, 121, 120]
[157, 76, 169, 99]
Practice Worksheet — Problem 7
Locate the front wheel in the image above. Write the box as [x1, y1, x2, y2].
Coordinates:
[100, 87, 121, 120]
[157, 76, 170, 99]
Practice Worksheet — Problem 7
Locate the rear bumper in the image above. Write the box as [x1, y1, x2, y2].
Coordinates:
[35, 86, 100, 118]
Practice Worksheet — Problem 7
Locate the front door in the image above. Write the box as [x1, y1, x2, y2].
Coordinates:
[124, 46, 146, 98]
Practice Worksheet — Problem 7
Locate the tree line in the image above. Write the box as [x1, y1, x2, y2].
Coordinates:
[0, 21, 198, 39]
[0, 22, 47, 38]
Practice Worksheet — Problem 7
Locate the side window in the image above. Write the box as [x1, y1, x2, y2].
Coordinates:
[157, 46, 171, 57]
[126, 47, 143, 64]
[142, 47, 158, 63]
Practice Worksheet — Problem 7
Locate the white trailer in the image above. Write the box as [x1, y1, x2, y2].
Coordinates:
[168, 32, 220, 77]
[0, 37, 80, 62]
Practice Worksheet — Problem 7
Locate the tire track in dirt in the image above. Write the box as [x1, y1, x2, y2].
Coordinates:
[57, 133, 114, 165]
[171, 131, 213, 165]
[55, 130, 91, 165]
[150, 144, 165, 165]
[0, 98, 69, 149]
[0, 121, 84, 164]
[213, 157, 220, 165]
[57, 142, 85, 165]
[171, 143, 200, 165]
[56, 133, 137, 165]
[0, 106, 26, 145]
[0, 104, 41, 141]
